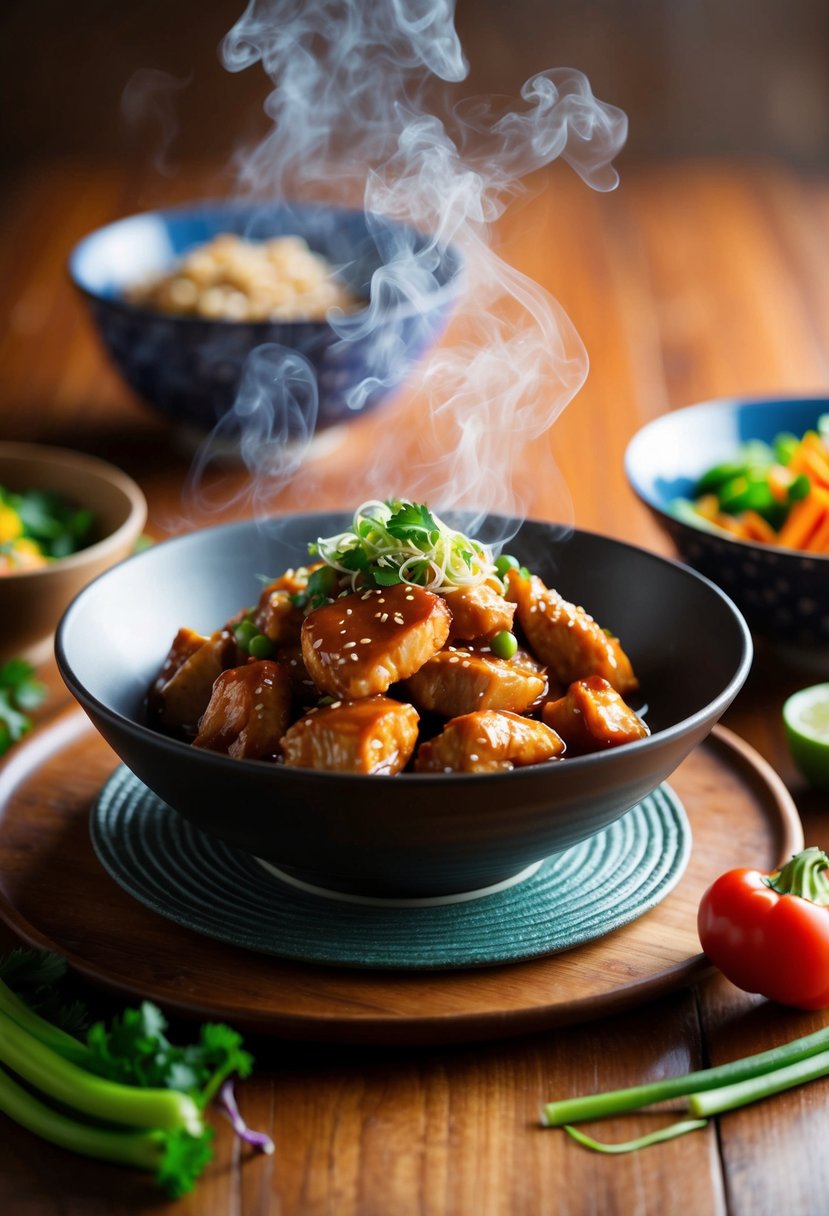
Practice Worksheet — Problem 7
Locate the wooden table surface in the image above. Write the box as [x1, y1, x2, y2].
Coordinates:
[2, 156, 829, 1215]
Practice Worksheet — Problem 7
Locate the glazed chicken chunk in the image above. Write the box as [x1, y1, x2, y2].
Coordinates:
[301, 583, 451, 699]
[506, 570, 639, 696]
[281, 695, 420, 774]
[148, 626, 238, 734]
[443, 582, 516, 642]
[415, 709, 565, 773]
[252, 568, 308, 647]
[193, 660, 293, 761]
[542, 676, 650, 756]
[405, 647, 547, 717]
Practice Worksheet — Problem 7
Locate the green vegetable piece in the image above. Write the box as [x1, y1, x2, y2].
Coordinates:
[541, 1023, 829, 1127]
[234, 620, 258, 652]
[494, 554, 520, 578]
[788, 473, 812, 504]
[0, 659, 46, 706]
[688, 1047, 829, 1118]
[490, 631, 518, 660]
[693, 461, 748, 495]
[248, 634, 274, 660]
[384, 501, 439, 545]
[718, 475, 774, 516]
[304, 564, 340, 608]
[0, 950, 89, 1048]
[774, 432, 800, 465]
[0, 1007, 203, 1133]
[0, 1066, 212, 1198]
[563, 1119, 708, 1154]
[372, 567, 403, 586]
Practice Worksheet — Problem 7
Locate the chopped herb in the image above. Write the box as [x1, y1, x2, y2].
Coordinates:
[312, 499, 496, 593]
[0, 659, 46, 757]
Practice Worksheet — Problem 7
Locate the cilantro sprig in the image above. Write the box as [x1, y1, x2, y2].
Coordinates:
[311, 498, 495, 593]
[0, 659, 46, 757]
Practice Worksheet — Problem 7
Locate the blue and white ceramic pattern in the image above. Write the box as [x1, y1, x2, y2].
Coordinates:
[625, 396, 829, 647]
[69, 200, 461, 437]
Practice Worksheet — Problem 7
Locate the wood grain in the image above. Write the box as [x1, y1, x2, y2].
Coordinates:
[2, 157, 829, 1214]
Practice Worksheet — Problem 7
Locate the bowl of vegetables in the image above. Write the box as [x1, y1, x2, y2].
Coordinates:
[0, 442, 147, 664]
[625, 395, 829, 648]
[69, 200, 462, 444]
[56, 503, 751, 898]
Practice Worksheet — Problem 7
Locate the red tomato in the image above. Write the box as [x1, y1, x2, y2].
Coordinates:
[698, 853, 829, 1010]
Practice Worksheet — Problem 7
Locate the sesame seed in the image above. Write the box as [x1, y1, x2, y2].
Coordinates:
[461, 660, 470, 667]
[405, 594, 415, 600]
[313, 638, 323, 649]
[340, 629, 347, 634]
[448, 656, 460, 664]
[371, 739, 384, 749]
[343, 641, 356, 649]
[393, 614, 404, 625]
[380, 612, 389, 622]
[346, 608, 353, 615]
[331, 700, 342, 709]
[361, 592, 372, 600]
[254, 686, 263, 695]
[254, 702, 264, 711]
[350, 653, 359, 661]
[470, 753, 479, 762]
[378, 597, 385, 603]
[359, 638, 372, 644]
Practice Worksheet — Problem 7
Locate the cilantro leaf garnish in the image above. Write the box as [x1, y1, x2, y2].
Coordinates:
[0, 660, 46, 756]
[312, 499, 495, 594]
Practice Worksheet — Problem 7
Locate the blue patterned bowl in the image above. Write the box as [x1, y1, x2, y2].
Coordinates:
[69, 201, 461, 438]
[625, 395, 829, 648]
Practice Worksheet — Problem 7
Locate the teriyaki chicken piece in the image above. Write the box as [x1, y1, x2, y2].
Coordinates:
[414, 709, 565, 773]
[442, 581, 516, 642]
[281, 695, 420, 774]
[506, 569, 639, 697]
[300, 583, 451, 699]
[542, 675, 650, 755]
[193, 660, 293, 761]
[148, 626, 238, 735]
[405, 646, 547, 717]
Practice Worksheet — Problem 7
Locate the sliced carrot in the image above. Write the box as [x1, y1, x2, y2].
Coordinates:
[740, 510, 778, 545]
[777, 487, 829, 550]
[799, 447, 829, 489]
[805, 511, 829, 553]
[768, 464, 795, 502]
[715, 512, 751, 539]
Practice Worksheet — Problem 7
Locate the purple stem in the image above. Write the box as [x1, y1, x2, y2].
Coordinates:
[216, 1079, 275, 1155]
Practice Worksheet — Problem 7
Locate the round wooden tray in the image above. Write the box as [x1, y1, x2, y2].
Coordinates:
[0, 712, 803, 1045]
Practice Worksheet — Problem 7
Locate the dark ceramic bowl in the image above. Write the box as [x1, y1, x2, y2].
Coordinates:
[625, 395, 829, 648]
[69, 201, 461, 438]
[56, 514, 751, 898]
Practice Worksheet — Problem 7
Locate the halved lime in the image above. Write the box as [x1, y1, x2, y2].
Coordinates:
[783, 683, 829, 791]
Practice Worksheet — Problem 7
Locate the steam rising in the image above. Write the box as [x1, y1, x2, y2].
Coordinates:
[190, 0, 627, 531]
[121, 69, 190, 176]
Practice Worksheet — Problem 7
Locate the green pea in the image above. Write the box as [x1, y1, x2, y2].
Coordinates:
[490, 630, 518, 660]
[234, 620, 258, 651]
[248, 633, 275, 659]
[494, 554, 520, 578]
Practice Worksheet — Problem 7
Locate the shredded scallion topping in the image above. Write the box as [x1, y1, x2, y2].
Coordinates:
[310, 500, 495, 592]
